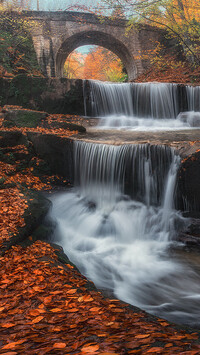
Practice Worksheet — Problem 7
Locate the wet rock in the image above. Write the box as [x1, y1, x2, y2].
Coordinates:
[177, 111, 200, 127]
[177, 152, 200, 217]
[27, 132, 74, 182]
[0, 76, 84, 115]
[4, 109, 48, 128]
[186, 219, 200, 237]
[0, 131, 26, 147]
[45, 121, 86, 133]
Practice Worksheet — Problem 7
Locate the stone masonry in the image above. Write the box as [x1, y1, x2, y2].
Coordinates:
[24, 11, 167, 81]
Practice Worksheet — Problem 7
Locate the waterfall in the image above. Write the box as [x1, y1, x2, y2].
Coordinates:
[186, 85, 200, 111]
[84, 80, 134, 117]
[73, 141, 181, 242]
[84, 80, 178, 119]
[48, 141, 200, 326]
[84, 80, 200, 130]
[132, 82, 178, 118]
[74, 141, 177, 208]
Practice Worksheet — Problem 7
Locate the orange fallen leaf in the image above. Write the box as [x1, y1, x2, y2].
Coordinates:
[32, 286, 43, 292]
[50, 308, 62, 313]
[31, 316, 44, 324]
[53, 342, 66, 349]
[165, 343, 173, 348]
[67, 264, 74, 269]
[66, 289, 77, 294]
[43, 296, 52, 304]
[67, 308, 78, 312]
[29, 309, 41, 317]
[81, 344, 100, 353]
[1, 323, 15, 328]
[78, 295, 93, 302]
[90, 307, 101, 312]
[135, 334, 150, 339]
[159, 321, 169, 326]
[146, 347, 163, 353]
[1, 340, 25, 350]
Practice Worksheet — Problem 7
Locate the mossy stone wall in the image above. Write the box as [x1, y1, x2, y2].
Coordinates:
[0, 75, 84, 115]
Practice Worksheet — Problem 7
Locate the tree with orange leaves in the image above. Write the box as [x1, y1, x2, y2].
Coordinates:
[84, 46, 127, 81]
[64, 46, 127, 81]
[103, 0, 200, 66]
[64, 51, 85, 79]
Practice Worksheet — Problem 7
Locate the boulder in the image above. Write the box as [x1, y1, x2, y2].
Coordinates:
[4, 109, 48, 128]
[0, 131, 26, 147]
[27, 132, 74, 182]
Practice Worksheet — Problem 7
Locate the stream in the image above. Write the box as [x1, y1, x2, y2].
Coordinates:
[49, 81, 200, 327]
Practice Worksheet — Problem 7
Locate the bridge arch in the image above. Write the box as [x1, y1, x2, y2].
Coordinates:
[56, 31, 137, 81]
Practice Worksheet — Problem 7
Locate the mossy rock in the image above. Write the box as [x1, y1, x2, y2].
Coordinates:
[3, 120, 15, 128]
[50, 121, 86, 133]
[4, 109, 47, 128]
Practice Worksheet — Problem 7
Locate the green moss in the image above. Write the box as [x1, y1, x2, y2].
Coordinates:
[3, 120, 15, 128]
[4, 109, 47, 128]
[13, 111, 41, 128]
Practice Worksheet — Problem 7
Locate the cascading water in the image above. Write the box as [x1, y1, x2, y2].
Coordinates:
[84, 80, 134, 117]
[84, 80, 200, 130]
[186, 85, 200, 111]
[50, 141, 200, 326]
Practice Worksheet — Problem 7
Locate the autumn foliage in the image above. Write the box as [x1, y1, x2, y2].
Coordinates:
[0, 241, 200, 354]
[64, 46, 127, 82]
[134, 42, 200, 84]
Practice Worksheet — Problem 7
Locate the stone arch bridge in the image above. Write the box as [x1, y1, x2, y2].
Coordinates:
[24, 11, 166, 81]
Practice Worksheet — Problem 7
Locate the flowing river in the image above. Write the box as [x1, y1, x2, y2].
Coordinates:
[49, 81, 200, 327]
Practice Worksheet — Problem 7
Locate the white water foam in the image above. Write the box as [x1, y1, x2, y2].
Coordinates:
[48, 142, 200, 326]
